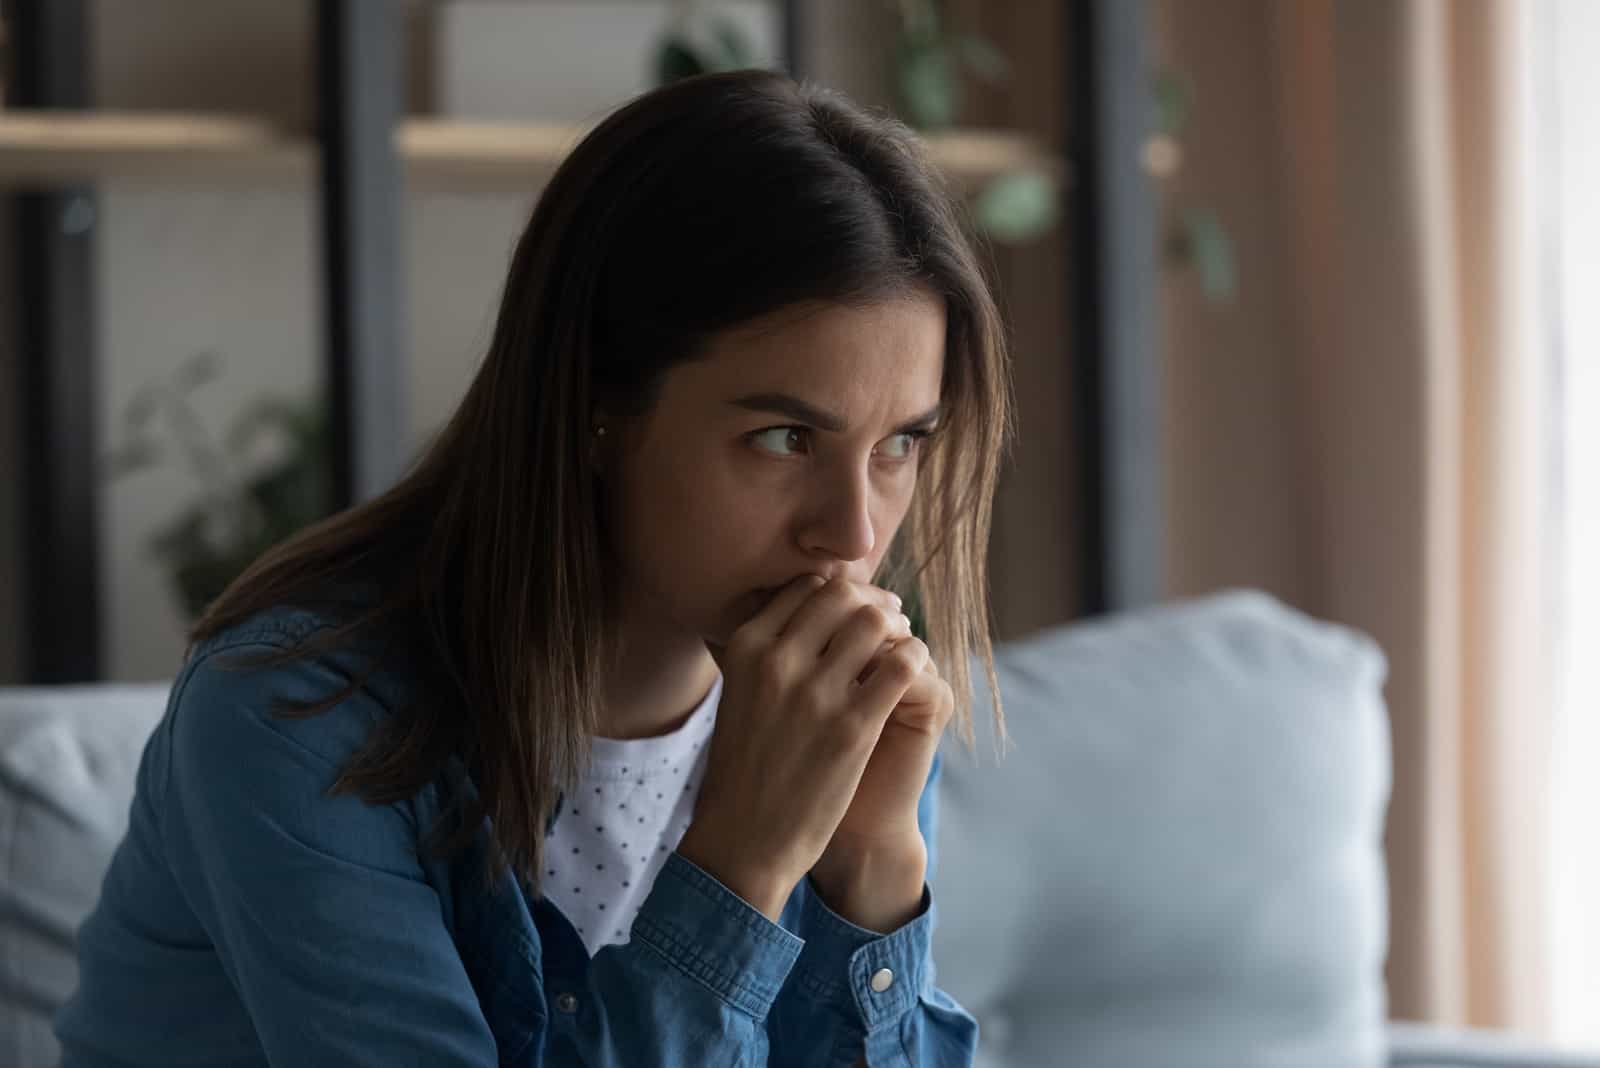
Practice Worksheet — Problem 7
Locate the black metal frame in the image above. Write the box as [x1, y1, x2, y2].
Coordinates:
[781, 0, 806, 79]
[788, 0, 1166, 618]
[316, 0, 409, 508]
[12, 0, 101, 682]
[1066, 0, 1162, 614]
[777, 0, 1163, 616]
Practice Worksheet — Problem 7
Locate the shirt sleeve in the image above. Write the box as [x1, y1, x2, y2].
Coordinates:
[567, 757, 978, 1068]
[570, 852, 804, 1066]
[160, 637, 501, 1067]
[765, 751, 981, 1067]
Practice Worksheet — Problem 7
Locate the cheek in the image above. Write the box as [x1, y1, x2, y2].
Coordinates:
[617, 456, 770, 586]
[873, 476, 917, 544]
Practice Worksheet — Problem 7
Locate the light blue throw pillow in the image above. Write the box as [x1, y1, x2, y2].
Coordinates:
[932, 591, 1390, 1068]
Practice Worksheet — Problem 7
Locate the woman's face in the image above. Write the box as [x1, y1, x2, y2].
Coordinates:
[599, 291, 946, 647]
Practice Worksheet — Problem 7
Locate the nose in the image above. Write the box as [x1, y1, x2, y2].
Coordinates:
[798, 462, 877, 566]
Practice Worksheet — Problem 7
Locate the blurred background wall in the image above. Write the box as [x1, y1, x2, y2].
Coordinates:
[1152, 0, 1310, 608]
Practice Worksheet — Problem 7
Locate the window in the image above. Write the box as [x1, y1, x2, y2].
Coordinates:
[1543, 0, 1600, 1045]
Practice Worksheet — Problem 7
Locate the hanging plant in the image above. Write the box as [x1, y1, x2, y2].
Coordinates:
[888, 0, 1057, 246]
[1150, 68, 1237, 302]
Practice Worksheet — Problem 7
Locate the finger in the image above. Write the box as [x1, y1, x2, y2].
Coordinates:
[886, 663, 951, 732]
[817, 604, 913, 693]
[781, 578, 900, 661]
[854, 636, 930, 719]
[853, 637, 911, 686]
[726, 573, 827, 656]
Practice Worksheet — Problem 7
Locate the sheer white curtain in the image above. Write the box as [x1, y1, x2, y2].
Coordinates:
[1543, 0, 1600, 1047]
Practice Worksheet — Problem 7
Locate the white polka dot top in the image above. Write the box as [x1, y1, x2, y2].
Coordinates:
[542, 673, 721, 958]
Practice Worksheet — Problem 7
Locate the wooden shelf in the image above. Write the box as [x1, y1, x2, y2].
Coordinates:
[0, 112, 306, 183]
[0, 110, 1062, 191]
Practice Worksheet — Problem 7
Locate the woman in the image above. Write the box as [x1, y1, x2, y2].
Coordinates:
[57, 69, 1011, 1066]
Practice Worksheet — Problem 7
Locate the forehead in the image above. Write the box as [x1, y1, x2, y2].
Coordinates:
[681, 293, 946, 407]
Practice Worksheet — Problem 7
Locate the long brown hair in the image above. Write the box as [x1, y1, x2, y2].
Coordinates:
[193, 69, 1013, 891]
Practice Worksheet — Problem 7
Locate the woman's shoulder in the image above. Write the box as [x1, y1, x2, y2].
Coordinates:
[170, 599, 420, 783]
[148, 603, 461, 961]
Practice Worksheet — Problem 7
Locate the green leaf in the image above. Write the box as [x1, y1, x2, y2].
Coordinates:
[974, 168, 1058, 244]
[898, 43, 957, 129]
[122, 384, 160, 429]
[897, 0, 941, 44]
[1185, 210, 1237, 301]
[956, 35, 1010, 83]
[225, 396, 316, 457]
[711, 17, 755, 69]
[245, 455, 332, 541]
[173, 349, 222, 391]
[101, 439, 164, 479]
[655, 35, 706, 85]
[1152, 70, 1192, 136]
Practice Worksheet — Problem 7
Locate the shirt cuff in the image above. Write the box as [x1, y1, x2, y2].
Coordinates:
[631, 851, 804, 1021]
[792, 875, 935, 1033]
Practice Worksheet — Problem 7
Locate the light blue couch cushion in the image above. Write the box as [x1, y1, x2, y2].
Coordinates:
[931, 591, 1392, 1068]
[0, 684, 171, 1068]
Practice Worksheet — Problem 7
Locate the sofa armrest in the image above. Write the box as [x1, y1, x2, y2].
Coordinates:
[1389, 1022, 1600, 1067]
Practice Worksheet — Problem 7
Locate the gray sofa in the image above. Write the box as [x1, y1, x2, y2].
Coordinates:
[3, 590, 1596, 1067]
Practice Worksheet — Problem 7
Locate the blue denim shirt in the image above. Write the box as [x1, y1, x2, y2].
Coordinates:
[55, 607, 978, 1066]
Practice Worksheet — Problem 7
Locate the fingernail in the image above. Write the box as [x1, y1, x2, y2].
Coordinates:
[898, 612, 912, 632]
[890, 592, 903, 610]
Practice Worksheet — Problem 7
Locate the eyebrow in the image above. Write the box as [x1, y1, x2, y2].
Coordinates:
[729, 392, 942, 435]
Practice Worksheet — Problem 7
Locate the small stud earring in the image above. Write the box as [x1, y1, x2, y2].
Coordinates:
[593, 425, 607, 437]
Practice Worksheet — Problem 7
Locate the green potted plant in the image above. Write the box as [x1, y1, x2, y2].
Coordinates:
[103, 351, 332, 621]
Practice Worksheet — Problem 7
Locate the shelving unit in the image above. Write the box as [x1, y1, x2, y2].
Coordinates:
[8, 0, 1155, 683]
[0, 111, 1064, 190]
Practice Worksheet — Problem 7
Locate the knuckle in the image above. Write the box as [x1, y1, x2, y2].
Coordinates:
[796, 679, 831, 717]
[753, 645, 786, 687]
[726, 627, 758, 660]
[851, 602, 892, 633]
[883, 651, 919, 685]
[835, 580, 876, 613]
[821, 577, 855, 604]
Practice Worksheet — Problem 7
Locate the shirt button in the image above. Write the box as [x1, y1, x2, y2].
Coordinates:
[869, 968, 895, 993]
[556, 993, 580, 1014]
